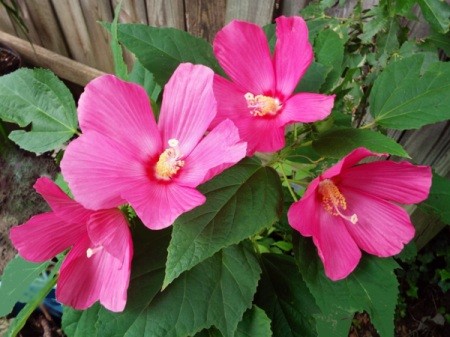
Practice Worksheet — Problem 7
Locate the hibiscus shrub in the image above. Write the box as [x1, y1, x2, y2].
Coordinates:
[1, 1, 450, 336]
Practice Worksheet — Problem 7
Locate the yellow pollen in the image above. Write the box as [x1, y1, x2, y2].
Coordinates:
[154, 139, 184, 181]
[245, 92, 281, 116]
[318, 179, 358, 224]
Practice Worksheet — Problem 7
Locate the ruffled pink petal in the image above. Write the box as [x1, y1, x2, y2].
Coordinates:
[339, 161, 432, 204]
[340, 187, 415, 257]
[61, 131, 149, 210]
[57, 234, 131, 312]
[123, 180, 206, 230]
[87, 209, 132, 265]
[33, 177, 93, 224]
[158, 63, 216, 157]
[322, 147, 381, 179]
[10, 212, 86, 263]
[214, 20, 275, 94]
[175, 119, 246, 187]
[78, 75, 161, 154]
[212, 75, 285, 155]
[313, 209, 362, 281]
[287, 192, 320, 237]
[279, 93, 335, 124]
[273, 16, 313, 99]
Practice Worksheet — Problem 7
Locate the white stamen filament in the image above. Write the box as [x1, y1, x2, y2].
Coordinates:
[86, 246, 103, 258]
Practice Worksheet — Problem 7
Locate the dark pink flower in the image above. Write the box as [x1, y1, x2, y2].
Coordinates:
[211, 16, 335, 155]
[288, 148, 432, 281]
[9, 177, 132, 312]
[61, 63, 246, 230]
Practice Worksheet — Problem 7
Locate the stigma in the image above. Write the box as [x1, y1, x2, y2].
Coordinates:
[154, 138, 185, 181]
[86, 245, 103, 258]
[245, 93, 281, 117]
[318, 179, 358, 224]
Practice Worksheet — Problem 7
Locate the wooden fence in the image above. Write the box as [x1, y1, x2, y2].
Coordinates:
[0, 0, 448, 248]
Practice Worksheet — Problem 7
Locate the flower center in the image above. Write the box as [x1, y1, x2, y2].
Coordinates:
[245, 93, 281, 117]
[86, 245, 103, 258]
[318, 179, 358, 224]
[154, 139, 185, 181]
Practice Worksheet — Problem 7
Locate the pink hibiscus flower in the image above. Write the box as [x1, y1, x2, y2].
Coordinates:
[9, 177, 132, 312]
[211, 16, 335, 155]
[287, 148, 432, 281]
[61, 63, 246, 230]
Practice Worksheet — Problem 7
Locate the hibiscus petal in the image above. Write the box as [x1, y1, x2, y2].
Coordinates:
[279, 92, 334, 124]
[212, 75, 284, 155]
[273, 16, 313, 99]
[77, 75, 161, 154]
[322, 147, 381, 179]
[341, 187, 416, 257]
[176, 119, 247, 187]
[313, 209, 362, 281]
[33, 177, 93, 224]
[287, 192, 320, 237]
[159, 63, 216, 156]
[339, 161, 432, 204]
[87, 209, 132, 265]
[61, 131, 147, 210]
[10, 213, 86, 263]
[123, 181, 206, 230]
[57, 235, 131, 312]
[214, 20, 275, 94]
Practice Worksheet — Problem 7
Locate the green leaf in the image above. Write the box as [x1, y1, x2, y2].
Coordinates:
[235, 306, 272, 337]
[296, 62, 332, 93]
[312, 127, 409, 158]
[419, 173, 450, 225]
[263, 23, 276, 53]
[360, 6, 388, 43]
[295, 236, 400, 337]
[0, 68, 78, 153]
[194, 306, 272, 337]
[369, 55, 450, 129]
[314, 30, 344, 92]
[418, 0, 450, 34]
[116, 23, 223, 86]
[428, 31, 450, 56]
[255, 253, 319, 337]
[164, 158, 282, 288]
[62, 304, 102, 337]
[64, 224, 261, 337]
[0, 256, 50, 316]
[109, 1, 129, 80]
[376, 19, 400, 65]
[129, 60, 162, 102]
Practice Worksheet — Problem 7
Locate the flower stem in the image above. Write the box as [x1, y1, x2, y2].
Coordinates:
[277, 163, 298, 202]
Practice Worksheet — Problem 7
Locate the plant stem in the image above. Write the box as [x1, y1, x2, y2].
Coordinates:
[277, 163, 298, 202]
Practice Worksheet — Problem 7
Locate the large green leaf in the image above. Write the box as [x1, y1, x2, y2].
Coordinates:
[295, 236, 399, 337]
[255, 253, 319, 337]
[296, 62, 332, 93]
[129, 60, 162, 103]
[419, 173, 450, 225]
[194, 306, 272, 337]
[63, 224, 261, 337]
[164, 158, 282, 287]
[312, 127, 409, 158]
[369, 55, 450, 129]
[116, 24, 223, 86]
[0, 256, 50, 316]
[0, 68, 78, 153]
[62, 304, 102, 337]
[418, 0, 450, 34]
[314, 30, 344, 92]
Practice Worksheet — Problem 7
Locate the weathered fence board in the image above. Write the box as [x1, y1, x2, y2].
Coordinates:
[146, 0, 185, 29]
[0, 5, 16, 35]
[185, 0, 226, 42]
[225, 0, 275, 25]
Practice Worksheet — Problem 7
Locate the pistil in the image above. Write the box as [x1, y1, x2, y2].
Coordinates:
[318, 179, 358, 224]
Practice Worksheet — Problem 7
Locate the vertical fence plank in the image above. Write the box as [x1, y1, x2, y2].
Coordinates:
[79, 0, 114, 73]
[112, 0, 148, 24]
[146, 0, 185, 29]
[0, 5, 17, 35]
[184, 0, 226, 42]
[281, 0, 311, 16]
[13, 0, 42, 44]
[51, 0, 103, 72]
[225, 0, 275, 25]
[21, 0, 69, 56]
